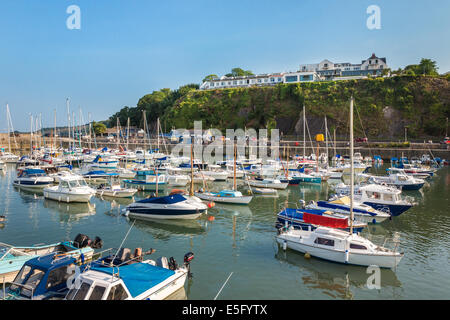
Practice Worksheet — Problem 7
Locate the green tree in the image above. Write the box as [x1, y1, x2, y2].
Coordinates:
[202, 74, 218, 82]
[417, 58, 438, 75]
[225, 67, 254, 77]
[92, 121, 107, 136]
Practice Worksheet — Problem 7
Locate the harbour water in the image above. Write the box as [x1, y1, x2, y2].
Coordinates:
[1, 164, 449, 300]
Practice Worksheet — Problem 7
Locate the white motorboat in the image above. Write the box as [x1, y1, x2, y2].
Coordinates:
[248, 178, 288, 190]
[96, 176, 137, 198]
[194, 190, 253, 205]
[13, 168, 54, 189]
[367, 172, 425, 191]
[44, 175, 96, 203]
[125, 193, 207, 220]
[65, 249, 194, 300]
[276, 226, 403, 269]
[199, 169, 229, 181]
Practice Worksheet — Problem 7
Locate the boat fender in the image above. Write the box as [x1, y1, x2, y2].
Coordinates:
[304, 252, 311, 259]
[282, 241, 287, 251]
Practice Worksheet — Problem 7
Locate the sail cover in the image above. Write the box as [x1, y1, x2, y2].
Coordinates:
[303, 211, 348, 229]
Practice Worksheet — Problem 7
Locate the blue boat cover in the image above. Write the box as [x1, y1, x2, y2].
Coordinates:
[91, 263, 175, 298]
[137, 193, 186, 204]
[23, 168, 46, 174]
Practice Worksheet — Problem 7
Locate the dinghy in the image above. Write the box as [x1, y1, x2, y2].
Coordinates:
[0, 234, 100, 284]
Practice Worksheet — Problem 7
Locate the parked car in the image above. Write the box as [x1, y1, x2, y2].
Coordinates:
[355, 137, 368, 143]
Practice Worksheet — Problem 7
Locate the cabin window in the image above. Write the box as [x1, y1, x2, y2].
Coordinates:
[350, 243, 367, 250]
[9, 265, 32, 291]
[69, 282, 91, 300]
[46, 265, 71, 289]
[20, 268, 45, 298]
[314, 237, 335, 246]
[383, 194, 393, 201]
[89, 285, 106, 300]
[60, 181, 70, 188]
[107, 284, 129, 300]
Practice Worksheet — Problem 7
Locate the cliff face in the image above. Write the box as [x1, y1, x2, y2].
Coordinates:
[162, 76, 449, 139]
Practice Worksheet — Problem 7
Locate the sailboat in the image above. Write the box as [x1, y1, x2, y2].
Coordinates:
[195, 144, 253, 205]
[276, 96, 403, 269]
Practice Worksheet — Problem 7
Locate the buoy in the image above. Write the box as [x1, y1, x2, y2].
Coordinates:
[207, 216, 215, 221]
[304, 252, 311, 259]
[207, 202, 215, 208]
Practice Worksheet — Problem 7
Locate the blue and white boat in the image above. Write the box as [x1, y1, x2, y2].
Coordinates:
[354, 184, 414, 216]
[307, 196, 391, 224]
[368, 172, 425, 191]
[13, 168, 54, 189]
[194, 189, 253, 205]
[1, 252, 90, 300]
[64, 248, 195, 300]
[82, 170, 118, 183]
[123, 174, 167, 191]
[125, 193, 207, 220]
[0, 234, 99, 284]
[276, 207, 366, 233]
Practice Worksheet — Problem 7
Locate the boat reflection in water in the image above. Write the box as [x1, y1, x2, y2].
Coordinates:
[275, 248, 402, 299]
[14, 185, 44, 201]
[129, 216, 209, 240]
[43, 199, 96, 222]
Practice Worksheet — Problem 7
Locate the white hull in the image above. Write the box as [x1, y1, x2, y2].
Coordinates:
[194, 192, 252, 204]
[248, 181, 288, 190]
[96, 189, 137, 198]
[276, 235, 401, 269]
[127, 211, 203, 220]
[44, 190, 93, 203]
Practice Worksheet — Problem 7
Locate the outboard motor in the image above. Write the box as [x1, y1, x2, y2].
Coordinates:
[73, 234, 103, 249]
[168, 257, 178, 271]
[299, 199, 306, 209]
[91, 236, 103, 249]
[184, 252, 194, 278]
[73, 234, 91, 248]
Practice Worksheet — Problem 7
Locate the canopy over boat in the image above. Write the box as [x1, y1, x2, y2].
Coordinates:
[137, 193, 187, 205]
[90, 263, 175, 298]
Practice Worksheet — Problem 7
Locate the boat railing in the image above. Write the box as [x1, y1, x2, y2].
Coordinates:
[2, 281, 35, 300]
[365, 232, 402, 253]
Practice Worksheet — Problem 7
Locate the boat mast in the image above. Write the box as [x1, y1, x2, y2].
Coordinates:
[350, 96, 354, 234]
[189, 138, 194, 196]
[325, 116, 328, 169]
[6, 104, 11, 154]
[88, 113, 92, 150]
[66, 98, 70, 151]
[233, 142, 237, 191]
[54, 109, 57, 152]
[30, 114, 33, 156]
[127, 117, 130, 151]
[303, 105, 306, 160]
[117, 117, 120, 150]
[157, 117, 160, 153]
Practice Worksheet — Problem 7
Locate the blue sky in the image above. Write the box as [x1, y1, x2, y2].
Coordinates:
[1, 0, 449, 131]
